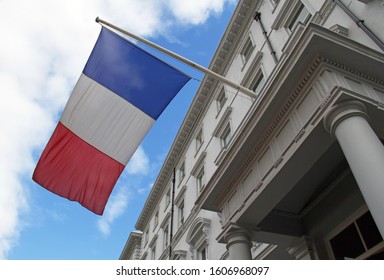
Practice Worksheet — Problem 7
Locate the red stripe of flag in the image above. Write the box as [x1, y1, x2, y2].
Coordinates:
[33, 122, 124, 214]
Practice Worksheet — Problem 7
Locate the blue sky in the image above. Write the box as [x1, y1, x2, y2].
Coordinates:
[0, 0, 236, 259]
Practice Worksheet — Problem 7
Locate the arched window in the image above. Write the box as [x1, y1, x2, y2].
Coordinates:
[186, 218, 211, 260]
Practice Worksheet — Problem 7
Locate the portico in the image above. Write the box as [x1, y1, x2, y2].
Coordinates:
[199, 23, 384, 260]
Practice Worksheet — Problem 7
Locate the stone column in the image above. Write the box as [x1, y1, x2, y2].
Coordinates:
[324, 100, 384, 237]
[225, 229, 253, 260]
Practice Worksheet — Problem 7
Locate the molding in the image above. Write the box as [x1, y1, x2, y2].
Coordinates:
[119, 231, 143, 260]
[214, 147, 228, 166]
[191, 152, 207, 176]
[273, 157, 284, 168]
[255, 244, 278, 260]
[172, 250, 187, 260]
[329, 24, 349, 37]
[174, 185, 187, 207]
[323, 100, 369, 138]
[213, 107, 233, 137]
[271, 0, 300, 30]
[160, 212, 171, 229]
[149, 234, 158, 248]
[294, 129, 306, 142]
[186, 217, 211, 245]
[313, 0, 336, 25]
[241, 51, 264, 88]
[321, 57, 384, 86]
[140, 251, 148, 260]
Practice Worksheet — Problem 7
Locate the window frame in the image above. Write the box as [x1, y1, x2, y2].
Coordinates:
[195, 127, 204, 154]
[216, 87, 227, 115]
[240, 35, 255, 65]
[287, 2, 311, 32]
[196, 167, 205, 193]
[179, 160, 186, 184]
[165, 187, 171, 209]
[151, 245, 156, 260]
[221, 123, 232, 149]
[178, 200, 185, 227]
[251, 71, 266, 95]
[153, 210, 159, 230]
[163, 224, 169, 250]
[197, 244, 208, 260]
[325, 206, 384, 260]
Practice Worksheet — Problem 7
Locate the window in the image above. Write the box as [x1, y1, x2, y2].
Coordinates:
[178, 200, 185, 227]
[196, 167, 205, 193]
[288, 3, 310, 32]
[179, 161, 185, 183]
[271, 0, 312, 32]
[163, 225, 169, 249]
[328, 210, 384, 259]
[191, 152, 206, 193]
[154, 210, 159, 229]
[160, 213, 171, 252]
[197, 246, 208, 260]
[149, 234, 158, 259]
[151, 245, 156, 260]
[213, 106, 233, 165]
[216, 87, 227, 114]
[174, 185, 186, 229]
[195, 128, 203, 152]
[251, 72, 265, 95]
[241, 36, 255, 64]
[165, 188, 171, 208]
[221, 124, 232, 149]
[187, 218, 211, 260]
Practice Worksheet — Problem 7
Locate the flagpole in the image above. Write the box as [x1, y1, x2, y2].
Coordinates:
[169, 167, 176, 259]
[96, 17, 257, 100]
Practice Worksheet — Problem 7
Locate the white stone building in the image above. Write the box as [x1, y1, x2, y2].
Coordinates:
[120, 0, 384, 260]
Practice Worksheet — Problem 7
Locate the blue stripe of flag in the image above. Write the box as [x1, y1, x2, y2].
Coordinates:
[83, 27, 191, 120]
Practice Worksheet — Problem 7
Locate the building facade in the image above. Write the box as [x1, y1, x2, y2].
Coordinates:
[120, 0, 384, 260]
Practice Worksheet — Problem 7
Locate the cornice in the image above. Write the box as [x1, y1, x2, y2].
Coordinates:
[119, 231, 143, 260]
[321, 57, 384, 86]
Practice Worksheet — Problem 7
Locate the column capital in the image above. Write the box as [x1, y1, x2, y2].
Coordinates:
[224, 227, 253, 250]
[224, 225, 253, 259]
[324, 100, 369, 138]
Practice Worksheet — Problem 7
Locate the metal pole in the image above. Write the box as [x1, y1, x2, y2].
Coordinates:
[334, 0, 384, 52]
[96, 17, 257, 99]
[254, 12, 278, 64]
[169, 167, 176, 259]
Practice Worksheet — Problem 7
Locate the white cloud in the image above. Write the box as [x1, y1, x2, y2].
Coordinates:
[126, 146, 150, 176]
[168, 0, 229, 25]
[136, 181, 154, 195]
[0, 0, 98, 259]
[97, 188, 129, 237]
[0, 0, 234, 258]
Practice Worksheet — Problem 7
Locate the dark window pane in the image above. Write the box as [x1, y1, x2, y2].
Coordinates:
[356, 211, 383, 249]
[330, 224, 365, 259]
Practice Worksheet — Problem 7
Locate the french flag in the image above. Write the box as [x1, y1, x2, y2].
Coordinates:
[33, 27, 190, 215]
